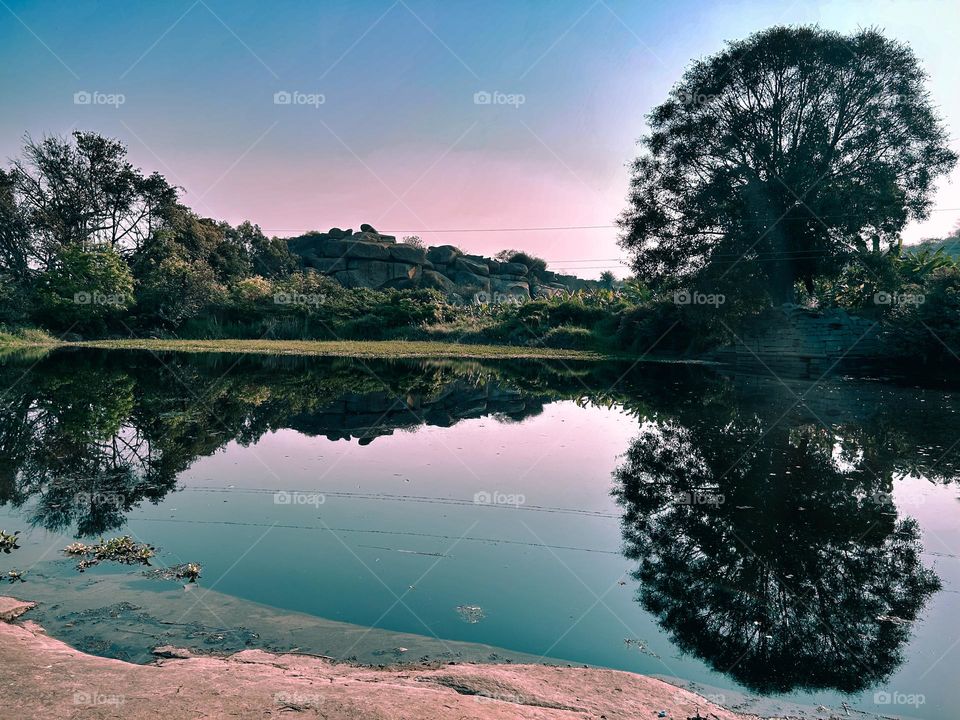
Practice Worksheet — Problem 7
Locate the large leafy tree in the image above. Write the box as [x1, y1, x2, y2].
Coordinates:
[9, 132, 178, 267]
[619, 26, 957, 303]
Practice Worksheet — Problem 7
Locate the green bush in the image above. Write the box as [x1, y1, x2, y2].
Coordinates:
[885, 266, 960, 365]
[540, 325, 596, 350]
[33, 247, 134, 333]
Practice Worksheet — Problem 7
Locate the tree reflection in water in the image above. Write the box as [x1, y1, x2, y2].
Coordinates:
[613, 396, 943, 694]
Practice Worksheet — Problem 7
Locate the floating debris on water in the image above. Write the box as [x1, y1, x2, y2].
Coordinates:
[62, 536, 156, 571]
[145, 563, 203, 583]
[0, 530, 20, 553]
[623, 637, 660, 658]
[5, 569, 24, 583]
[456, 605, 485, 624]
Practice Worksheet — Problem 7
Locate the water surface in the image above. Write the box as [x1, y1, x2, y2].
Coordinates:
[0, 349, 957, 719]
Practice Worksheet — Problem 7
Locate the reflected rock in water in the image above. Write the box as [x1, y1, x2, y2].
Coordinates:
[0, 351, 576, 536]
[614, 414, 941, 694]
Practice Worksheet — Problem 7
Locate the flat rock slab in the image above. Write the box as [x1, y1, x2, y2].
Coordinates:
[0, 611, 755, 720]
[0, 596, 35, 622]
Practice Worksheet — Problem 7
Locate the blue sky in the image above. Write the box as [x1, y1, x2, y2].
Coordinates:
[2, 0, 959, 277]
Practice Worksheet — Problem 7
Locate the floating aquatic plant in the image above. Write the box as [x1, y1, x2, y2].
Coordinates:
[0, 530, 20, 554]
[145, 562, 202, 583]
[63, 536, 155, 571]
[455, 604, 485, 624]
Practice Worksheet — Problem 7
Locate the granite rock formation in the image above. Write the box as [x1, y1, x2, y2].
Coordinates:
[287, 225, 599, 300]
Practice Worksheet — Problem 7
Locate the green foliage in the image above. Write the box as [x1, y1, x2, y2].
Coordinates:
[897, 246, 956, 282]
[64, 535, 155, 571]
[134, 251, 224, 327]
[884, 266, 960, 365]
[620, 26, 957, 304]
[495, 249, 547, 273]
[540, 325, 596, 350]
[0, 530, 20, 553]
[33, 247, 134, 333]
[907, 236, 960, 262]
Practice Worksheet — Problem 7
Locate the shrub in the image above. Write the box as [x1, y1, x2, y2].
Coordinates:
[495, 249, 547, 274]
[33, 247, 134, 333]
[540, 326, 596, 350]
[885, 266, 960, 365]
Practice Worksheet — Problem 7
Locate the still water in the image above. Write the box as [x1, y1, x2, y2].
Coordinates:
[0, 348, 957, 719]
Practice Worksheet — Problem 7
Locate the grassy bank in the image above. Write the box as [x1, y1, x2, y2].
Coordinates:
[0, 334, 610, 360]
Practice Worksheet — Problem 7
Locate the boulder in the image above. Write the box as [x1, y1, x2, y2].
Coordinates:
[338, 261, 419, 288]
[351, 231, 383, 244]
[490, 277, 530, 298]
[454, 256, 489, 276]
[451, 270, 490, 293]
[427, 245, 461, 265]
[308, 257, 347, 273]
[327, 227, 352, 239]
[318, 239, 390, 260]
[389, 243, 428, 265]
[420, 269, 455, 293]
[359, 223, 377, 233]
[500, 262, 528, 276]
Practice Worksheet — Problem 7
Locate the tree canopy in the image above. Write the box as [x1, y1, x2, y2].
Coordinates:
[619, 26, 957, 303]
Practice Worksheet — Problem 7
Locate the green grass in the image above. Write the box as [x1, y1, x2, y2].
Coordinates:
[0, 327, 58, 345]
[58, 337, 609, 360]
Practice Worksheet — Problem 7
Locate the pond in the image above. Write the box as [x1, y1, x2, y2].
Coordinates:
[0, 348, 957, 719]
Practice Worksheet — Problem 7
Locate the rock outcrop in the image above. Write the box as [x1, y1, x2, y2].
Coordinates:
[287, 225, 600, 300]
[0, 602, 753, 720]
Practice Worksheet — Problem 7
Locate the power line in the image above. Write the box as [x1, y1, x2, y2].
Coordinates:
[381, 206, 960, 235]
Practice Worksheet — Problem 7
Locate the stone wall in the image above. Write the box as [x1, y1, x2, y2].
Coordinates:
[713, 305, 886, 376]
[286, 225, 600, 300]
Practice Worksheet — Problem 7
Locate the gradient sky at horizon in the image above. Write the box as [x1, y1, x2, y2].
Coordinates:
[2, 0, 959, 278]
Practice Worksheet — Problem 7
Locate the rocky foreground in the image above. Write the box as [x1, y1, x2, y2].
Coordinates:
[0, 597, 751, 720]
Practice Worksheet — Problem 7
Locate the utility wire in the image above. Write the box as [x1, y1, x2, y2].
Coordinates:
[382, 206, 960, 235]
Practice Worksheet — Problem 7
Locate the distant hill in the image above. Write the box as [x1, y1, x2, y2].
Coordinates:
[905, 236, 960, 261]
